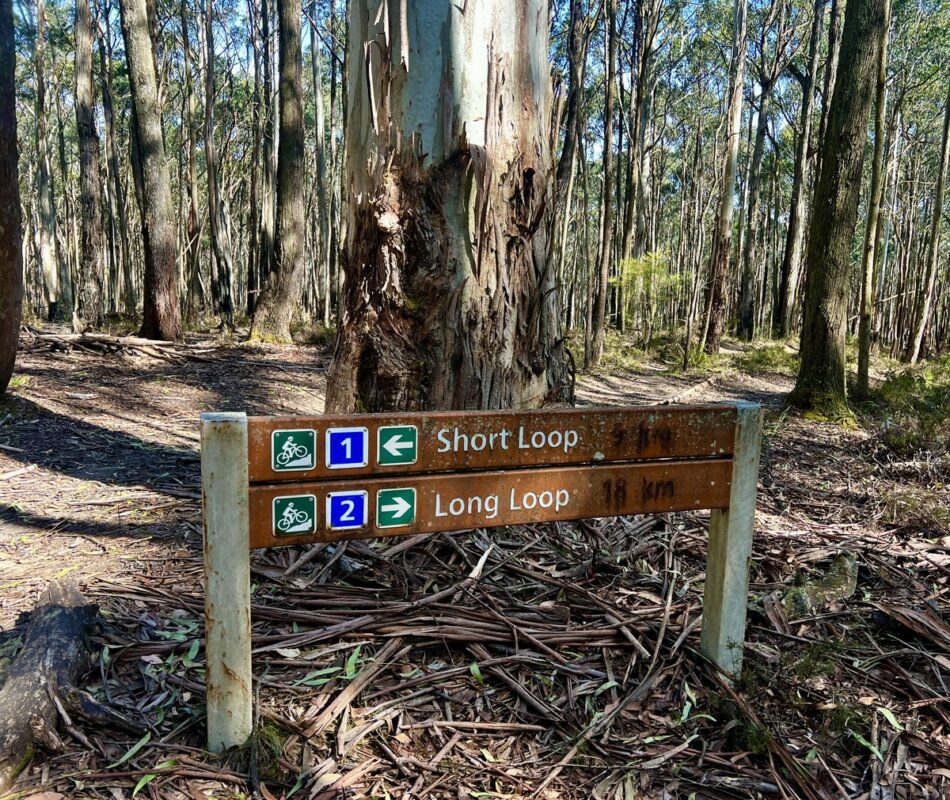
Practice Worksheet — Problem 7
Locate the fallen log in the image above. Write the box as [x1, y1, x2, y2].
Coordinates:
[0, 581, 97, 793]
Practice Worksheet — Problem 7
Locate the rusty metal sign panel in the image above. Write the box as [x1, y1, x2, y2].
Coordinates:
[247, 405, 736, 483]
[247, 458, 732, 549]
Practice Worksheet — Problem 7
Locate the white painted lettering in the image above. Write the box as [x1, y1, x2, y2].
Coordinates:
[437, 429, 452, 454]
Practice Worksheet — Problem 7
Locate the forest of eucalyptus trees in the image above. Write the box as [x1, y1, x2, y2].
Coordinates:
[4, 0, 950, 406]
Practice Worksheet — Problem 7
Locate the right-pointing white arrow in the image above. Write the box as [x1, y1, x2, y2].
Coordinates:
[380, 496, 411, 518]
[382, 434, 413, 457]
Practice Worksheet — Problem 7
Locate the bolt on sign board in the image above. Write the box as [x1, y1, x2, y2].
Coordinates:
[201, 403, 763, 753]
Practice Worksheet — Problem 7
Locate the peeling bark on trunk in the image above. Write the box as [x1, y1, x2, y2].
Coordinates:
[120, 0, 181, 340]
[74, 0, 105, 330]
[790, 0, 885, 415]
[0, 0, 22, 395]
[325, 0, 569, 412]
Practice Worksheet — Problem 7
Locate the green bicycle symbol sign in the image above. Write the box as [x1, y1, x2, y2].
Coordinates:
[271, 429, 316, 471]
[272, 494, 316, 536]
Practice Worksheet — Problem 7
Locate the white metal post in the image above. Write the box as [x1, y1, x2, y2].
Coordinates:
[700, 401, 762, 675]
[201, 412, 253, 752]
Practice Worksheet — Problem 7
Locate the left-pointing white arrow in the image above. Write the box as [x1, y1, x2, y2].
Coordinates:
[380, 496, 411, 518]
[382, 434, 413, 457]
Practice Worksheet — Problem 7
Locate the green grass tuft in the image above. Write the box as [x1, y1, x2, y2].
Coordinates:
[733, 343, 799, 376]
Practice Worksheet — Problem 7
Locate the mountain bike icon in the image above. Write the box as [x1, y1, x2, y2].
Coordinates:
[277, 502, 311, 533]
[276, 436, 312, 468]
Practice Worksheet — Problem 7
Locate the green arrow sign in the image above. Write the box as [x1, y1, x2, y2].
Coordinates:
[376, 487, 416, 528]
[377, 425, 417, 466]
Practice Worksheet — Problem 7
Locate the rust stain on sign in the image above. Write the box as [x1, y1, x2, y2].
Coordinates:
[247, 458, 732, 549]
[247, 405, 736, 483]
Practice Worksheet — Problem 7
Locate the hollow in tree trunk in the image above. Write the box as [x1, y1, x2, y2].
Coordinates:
[325, 0, 570, 412]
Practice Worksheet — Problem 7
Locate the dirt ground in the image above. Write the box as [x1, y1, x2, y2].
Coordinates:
[1, 327, 948, 799]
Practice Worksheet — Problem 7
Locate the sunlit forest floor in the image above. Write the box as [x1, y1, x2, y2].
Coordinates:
[1, 325, 948, 799]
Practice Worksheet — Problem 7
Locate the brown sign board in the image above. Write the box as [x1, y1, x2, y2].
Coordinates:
[247, 458, 732, 549]
[247, 405, 737, 483]
[201, 402, 762, 748]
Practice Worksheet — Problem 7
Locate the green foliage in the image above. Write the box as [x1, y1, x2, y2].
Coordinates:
[736, 722, 772, 755]
[610, 251, 686, 344]
[733, 344, 799, 376]
[292, 321, 337, 348]
[866, 355, 950, 455]
[567, 328, 648, 374]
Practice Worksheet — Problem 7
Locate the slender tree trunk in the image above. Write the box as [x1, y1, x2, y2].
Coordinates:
[552, 0, 592, 298]
[776, 0, 822, 337]
[701, 0, 747, 354]
[180, 0, 203, 324]
[204, 0, 234, 329]
[97, 0, 134, 317]
[246, 0, 261, 316]
[120, 0, 182, 340]
[325, 0, 569, 412]
[856, 0, 891, 396]
[0, 0, 22, 394]
[34, 0, 65, 321]
[74, 0, 105, 331]
[906, 86, 950, 364]
[590, 0, 618, 368]
[250, 0, 306, 341]
[258, 0, 276, 307]
[790, 0, 885, 415]
[309, 0, 328, 323]
[816, 0, 843, 182]
[737, 86, 771, 340]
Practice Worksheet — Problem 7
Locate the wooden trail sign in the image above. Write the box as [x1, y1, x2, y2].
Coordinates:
[201, 402, 763, 753]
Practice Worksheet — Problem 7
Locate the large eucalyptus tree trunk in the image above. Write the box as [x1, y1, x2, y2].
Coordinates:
[790, 0, 885, 416]
[74, 0, 105, 330]
[325, 0, 569, 412]
[0, 0, 22, 395]
[119, 0, 181, 340]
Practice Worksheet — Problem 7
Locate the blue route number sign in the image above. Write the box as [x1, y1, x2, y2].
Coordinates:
[326, 490, 368, 530]
[325, 427, 369, 469]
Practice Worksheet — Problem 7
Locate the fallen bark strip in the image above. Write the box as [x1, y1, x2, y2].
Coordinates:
[0, 580, 97, 793]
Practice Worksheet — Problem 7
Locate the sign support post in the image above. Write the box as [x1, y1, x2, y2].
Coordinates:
[699, 401, 762, 676]
[201, 412, 253, 752]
